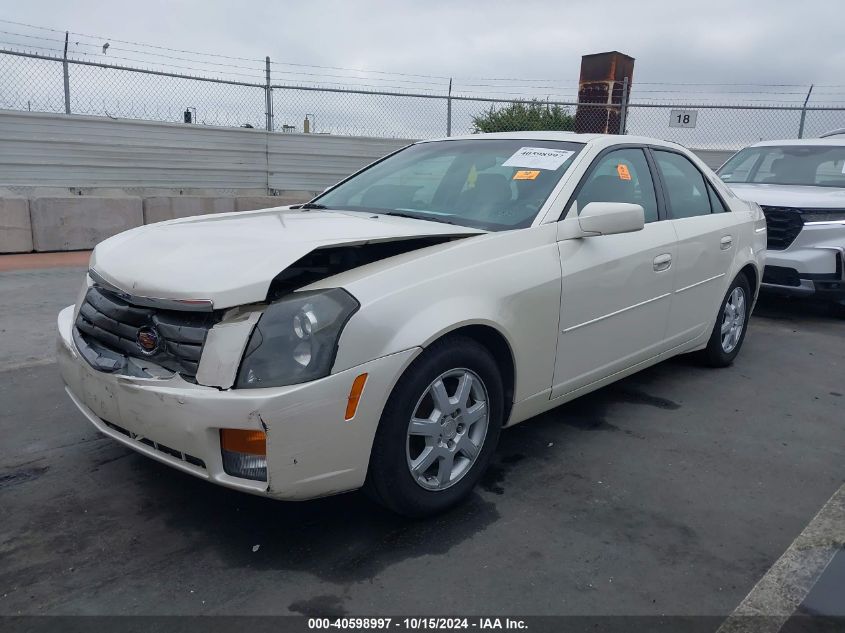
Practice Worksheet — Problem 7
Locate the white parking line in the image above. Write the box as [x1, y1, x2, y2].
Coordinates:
[718, 483, 845, 632]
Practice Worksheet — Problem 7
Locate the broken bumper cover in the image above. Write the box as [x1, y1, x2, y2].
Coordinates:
[57, 305, 419, 500]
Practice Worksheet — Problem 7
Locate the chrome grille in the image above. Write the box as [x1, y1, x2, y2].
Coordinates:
[760, 206, 804, 251]
[75, 285, 216, 378]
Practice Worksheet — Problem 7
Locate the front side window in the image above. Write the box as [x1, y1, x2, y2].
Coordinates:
[573, 148, 659, 223]
[316, 139, 583, 231]
[718, 145, 845, 187]
[654, 150, 712, 219]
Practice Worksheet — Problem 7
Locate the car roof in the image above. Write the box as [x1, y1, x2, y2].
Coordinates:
[746, 138, 845, 148]
[416, 131, 689, 151]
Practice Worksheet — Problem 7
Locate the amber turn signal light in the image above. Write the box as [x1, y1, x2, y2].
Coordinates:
[345, 373, 368, 421]
[219, 429, 266, 456]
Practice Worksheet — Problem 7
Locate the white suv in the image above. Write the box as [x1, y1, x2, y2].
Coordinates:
[718, 139, 845, 310]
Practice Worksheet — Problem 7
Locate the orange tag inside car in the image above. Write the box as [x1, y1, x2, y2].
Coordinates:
[513, 170, 540, 180]
[616, 164, 632, 180]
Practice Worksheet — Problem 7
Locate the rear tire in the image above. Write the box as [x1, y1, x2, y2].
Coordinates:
[700, 274, 752, 367]
[366, 335, 503, 517]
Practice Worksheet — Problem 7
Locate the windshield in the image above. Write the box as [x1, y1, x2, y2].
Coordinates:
[718, 145, 845, 188]
[314, 139, 583, 231]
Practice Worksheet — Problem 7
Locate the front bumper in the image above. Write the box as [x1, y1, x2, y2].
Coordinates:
[57, 305, 419, 500]
[760, 223, 845, 302]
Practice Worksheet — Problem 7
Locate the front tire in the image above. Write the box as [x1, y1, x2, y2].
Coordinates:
[700, 274, 752, 367]
[366, 336, 503, 517]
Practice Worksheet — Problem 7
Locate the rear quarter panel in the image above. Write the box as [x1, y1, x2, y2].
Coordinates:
[719, 181, 767, 302]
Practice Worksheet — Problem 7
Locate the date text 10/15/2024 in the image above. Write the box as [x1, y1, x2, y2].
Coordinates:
[307, 618, 528, 630]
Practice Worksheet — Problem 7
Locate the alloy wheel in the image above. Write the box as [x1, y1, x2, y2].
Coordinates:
[405, 368, 490, 491]
[721, 286, 746, 353]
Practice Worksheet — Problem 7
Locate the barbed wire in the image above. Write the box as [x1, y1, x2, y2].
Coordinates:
[0, 18, 268, 63]
[5, 17, 845, 94]
[3, 40, 844, 106]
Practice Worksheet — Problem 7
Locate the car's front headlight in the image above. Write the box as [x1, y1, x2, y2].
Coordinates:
[235, 288, 359, 389]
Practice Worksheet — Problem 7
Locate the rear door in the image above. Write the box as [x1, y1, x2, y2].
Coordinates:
[551, 146, 678, 398]
[651, 149, 737, 345]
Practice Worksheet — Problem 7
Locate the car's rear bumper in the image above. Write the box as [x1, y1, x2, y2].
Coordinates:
[57, 305, 419, 500]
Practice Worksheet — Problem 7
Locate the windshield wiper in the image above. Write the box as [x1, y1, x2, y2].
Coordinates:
[380, 211, 458, 225]
[296, 202, 328, 209]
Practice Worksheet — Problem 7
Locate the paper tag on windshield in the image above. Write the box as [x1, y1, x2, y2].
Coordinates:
[617, 164, 632, 181]
[513, 170, 540, 180]
[502, 147, 574, 170]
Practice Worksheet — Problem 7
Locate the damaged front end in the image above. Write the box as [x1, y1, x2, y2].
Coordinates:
[58, 237, 438, 498]
[75, 235, 467, 387]
[73, 282, 218, 380]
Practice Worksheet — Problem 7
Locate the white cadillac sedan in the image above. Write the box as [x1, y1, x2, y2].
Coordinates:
[57, 133, 766, 516]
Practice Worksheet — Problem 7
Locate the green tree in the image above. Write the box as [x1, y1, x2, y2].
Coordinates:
[471, 100, 575, 133]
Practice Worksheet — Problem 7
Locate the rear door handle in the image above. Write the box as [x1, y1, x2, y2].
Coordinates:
[653, 253, 672, 272]
[720, 235, 733, 250]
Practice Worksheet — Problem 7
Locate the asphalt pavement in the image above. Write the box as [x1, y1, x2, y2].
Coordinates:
[0, 262, 842, 617]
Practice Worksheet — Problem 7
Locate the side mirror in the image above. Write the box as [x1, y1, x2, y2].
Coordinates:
[578, 202, 645, 236]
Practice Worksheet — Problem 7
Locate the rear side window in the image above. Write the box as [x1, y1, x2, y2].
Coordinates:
[706, 181, 729, 213]
[574, 148, 659, 223]
[654, 150, 712, 219]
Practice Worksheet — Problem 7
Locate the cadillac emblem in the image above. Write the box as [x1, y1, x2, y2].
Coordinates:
[136, 326, 160, 355]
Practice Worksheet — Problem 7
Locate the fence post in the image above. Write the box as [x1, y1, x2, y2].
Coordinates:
[265, 56, 273, 131]
[797, 84, 813, 139]
[446, 78, 452, 137]
[62, 31, 71, 114]
[619, 76, 629, 135]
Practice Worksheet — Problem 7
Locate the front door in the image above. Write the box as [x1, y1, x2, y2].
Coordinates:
[552, 147, 677, 398]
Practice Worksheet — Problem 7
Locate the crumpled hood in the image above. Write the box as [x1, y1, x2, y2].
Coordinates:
[727, 183, 845, 209]
[91, 207, 483, 309]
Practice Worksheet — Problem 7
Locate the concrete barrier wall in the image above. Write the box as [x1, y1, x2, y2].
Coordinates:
[30, 196, 144, 252]
[0, 193, 32, 253]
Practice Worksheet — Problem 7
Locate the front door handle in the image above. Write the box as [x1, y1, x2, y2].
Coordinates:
[720, 235, 733, 250]
[653, 253, 672, 272]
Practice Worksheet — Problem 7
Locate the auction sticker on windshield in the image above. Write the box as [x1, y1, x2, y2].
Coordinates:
[513, 170, 540, 180]
[502, 147, 575, 170]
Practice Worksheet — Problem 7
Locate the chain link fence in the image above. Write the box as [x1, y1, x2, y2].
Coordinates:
[0, 49, 65, 113]
[2, 48, 845, 149]
[273, 86, 447, 137]
[68, 61, 266, 126]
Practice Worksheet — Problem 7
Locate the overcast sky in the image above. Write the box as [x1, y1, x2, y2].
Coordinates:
[3, 0, 845, 98]
[2, 0, 845, 144]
